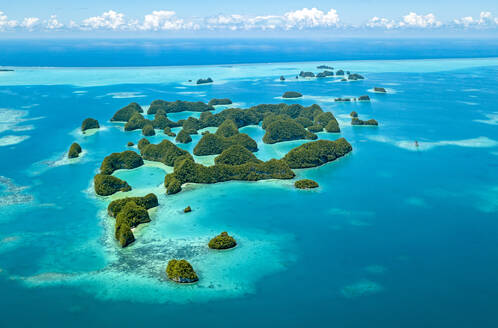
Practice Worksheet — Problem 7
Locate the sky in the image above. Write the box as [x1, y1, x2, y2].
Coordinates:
[1, 0, 498, 37]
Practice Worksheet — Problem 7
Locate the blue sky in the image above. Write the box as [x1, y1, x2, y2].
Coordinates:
[1, 0, 498, 37]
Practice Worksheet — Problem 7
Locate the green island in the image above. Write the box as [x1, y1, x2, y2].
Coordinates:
[81, 118, 100, 132]
[352, 117, 379, 126]
[166, 259, 199, 283]
[374, 87, 387, 93]
[336, 69, 345, 76]
[348, 73, 365, 80]
[350, 111, 358, 118]
[196, 77, 213, 85]
[193, 125, 258, 156]
[111, 102, 143, 122]
[147, 100, 213, 115]
[316, 70, 334, 78]
[68, 142, 82, 158]
[142, 124, 155, 136]
[262, 114, 317, 144]
[283, 138, 352, 169]
[294, 179, 319, 189]
[176, 129, 192, 144]
[358, 95, 370, 101]
[184, 206, 192, 213]
[163, 127, 176, 137]
[317, 65, 333, 69]
[299, 71, 315, 78]
[94, 174, 131, 196]
[214, 145, 262, 165]
[100, 150, 144, 175]
[208, 232, 237, 249]
[208, 98, 232, 106]
[282, 91, 303, 98]
[138, 138, 191, 166]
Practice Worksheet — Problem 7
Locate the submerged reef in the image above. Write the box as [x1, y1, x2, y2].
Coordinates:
[68, 142, 82, 159]
[81, 118, 100, 132]
[166, 259, 199, 283]
[176, 129, 192, 144]
[283, 138, 352, 169]
[295, 179, 319, 189]
[282, 91, 303, 98]
[209, 232, 237, 249]
[111, 102, 143, 122]
[100, 150, 144, 175]
[196, 77, 213, 85]
[208, 98, 232, 106]
[164, 156, 294, 194]
[94, 174, 131, 196]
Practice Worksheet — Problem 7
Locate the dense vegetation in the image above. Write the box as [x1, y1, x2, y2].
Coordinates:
[262, 114, 317, 144]
[294, 179, 319, 189]
[166, 259, 199, 283]
[111, 102, 143, 122]
[148, 100, 213, 115]
[138, 139, 192, 166]
[113, 201, 151, 248]
[282, 91, 303, 98]
[163, 126, 176, 137]
[215, 119, 239, 138]
[208, 98, 232, 106]
[68, 142, 82, 158]
[94, 174, 131, 196]
[164, 156, 294, 194]
[107, 193, 158, 217]
[208, 232, 237, 249]
[142, 124, 155, 136]
[283, 138, 353, 169]
[352, 118, 378, 126]
[81, 118, 100, 132]
[193, 132, 258, 156]
[176, 129, 192, 144]
[100, 150, 144, 175]
[214, 145, 262, 165]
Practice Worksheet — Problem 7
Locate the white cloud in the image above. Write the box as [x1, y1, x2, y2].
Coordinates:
[402, 12, 441, 28]
[0, 11, 18, 30]
[453, 11, 498, 28]
[81, 10, 126, 30]
[21, 17, 40, 30]
[284, 8, 340, 29]
[366, 17, 398, 29]
[45, 15, 63, 29]
[140, 10, 196, 30]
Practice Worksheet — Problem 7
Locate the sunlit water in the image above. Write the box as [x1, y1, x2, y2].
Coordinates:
[1, 57, 498, 327]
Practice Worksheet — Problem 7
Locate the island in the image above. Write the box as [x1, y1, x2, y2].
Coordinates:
[262, 114, 317, 144]
[336, 70, 345, 76]
[307, 124, 324, 133]
[299, 71, 315, 78]
[184, 206, 192, 213]
[295, 179, 319, 189]
[68, 142, 82, 159]
[127, 142, 134, 147]
[358, 95, 370, 101]
[350, 111, 358, 118]
[208, 98, 232, 106]
[283, 138, 353, 169]
[166, 259, 199, 283]
[317, 65, 333, 69]
[335, 98, 352, 102]
[176, 129, 192, 144]
[138, 138, 191, 166]
[147, 100, 213, 115]
[111, 102, 143, 122]
[352, 117, 378, 126]
[214, 144, 262, 165]
[282, 91, 303, 99]
[208, 232, 237, 249]
[196, 77, 213, 85]
[316, 71, 334, 78]
[163, 127, 176, 137]
[374, 87, 387, 93]
[81, 118, 100, 132]
[114, 201, 151, 247]
[94, 174, 131, 196]
[107, 193, 159, 217]
[348, 73, 365, 80]
[142, 124, 155, 136]
[100, 150, 144, 175]
[280, 76, 285, 81]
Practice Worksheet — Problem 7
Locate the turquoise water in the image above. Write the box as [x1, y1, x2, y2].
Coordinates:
[1, 58, 498, 327]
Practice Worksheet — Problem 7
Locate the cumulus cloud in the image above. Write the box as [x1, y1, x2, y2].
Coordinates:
[81, 10, 126, 30]
[45, 15, 63, 30]
[454, 11, 498, 27]
[366, 17, 398, 29]
[402, 12, 441, 28]
[0, 11, 18, 30]
[284, 8, 340, 29]
[140, 10, 198, 30]
[20, 17, 40, 30]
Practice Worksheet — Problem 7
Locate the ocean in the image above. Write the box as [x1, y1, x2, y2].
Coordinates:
[0, 39, 497, 327]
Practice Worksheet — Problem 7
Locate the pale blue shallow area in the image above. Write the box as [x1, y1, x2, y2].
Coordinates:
[1, 53, 498, 327]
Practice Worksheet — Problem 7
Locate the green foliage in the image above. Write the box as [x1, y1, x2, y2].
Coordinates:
[142, 124, 155, 136]
[68, 142, 82, 158]
[283, 138, 353, 169]
[282, 91, 303, 98]
[208, 98, 232, 106]
[184, 206, 192, 213]
[100, 150, 144, 175]
[148, 100, 213, 114]
[352, 118, 378, 126]
[208, 232, 237, 249]
[94, 174, 131, 196]
[124, 112, 149, 131]
[350, 111, 358, 118]
[115, 201, 151, 229]
[164, 157, 294, 194]
[307, 124, 323, 133]
[215, 119, 238, 137]
[176, 129, 192, 144]
[107, 193, 158, 217]
[152, 111, 179, 129]
[139, 139, 192, 166]
[163, 127, 176, 137]
[111, 102, 143, 122]
[182, 117, 201, 134]
[116, 221, 135, 247]
[295, 117, 313, 128]
[262, 115, 317, 144]
[193, 132, 258, 156]
[214, 145, 262, 165]
[294, 179, 319, 189]
[81, 118, 100, 132]
[325, 119, 340, 132]
[166, 259, 199, 283]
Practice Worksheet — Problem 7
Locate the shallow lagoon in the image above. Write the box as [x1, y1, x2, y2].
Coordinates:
[1, 58, 498, 327]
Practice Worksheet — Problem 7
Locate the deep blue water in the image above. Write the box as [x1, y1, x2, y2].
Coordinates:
[0, 44, 498, 327]
[1, 38, 498, 67]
